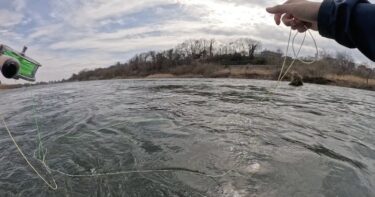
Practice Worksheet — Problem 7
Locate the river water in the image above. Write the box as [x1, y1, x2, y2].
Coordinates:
[0, 79, 374, 197]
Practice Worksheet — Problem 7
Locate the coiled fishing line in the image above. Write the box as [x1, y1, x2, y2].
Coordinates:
[266, 26, 319, 99]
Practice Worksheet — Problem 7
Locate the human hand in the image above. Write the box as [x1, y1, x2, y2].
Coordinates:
[266, 0, 322, 32]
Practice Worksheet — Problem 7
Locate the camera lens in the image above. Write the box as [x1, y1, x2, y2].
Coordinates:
[1, 59, 19, 78]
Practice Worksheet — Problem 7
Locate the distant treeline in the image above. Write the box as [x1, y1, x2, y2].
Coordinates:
[66, 38, 375, 90]
[68, 38, 264, 80]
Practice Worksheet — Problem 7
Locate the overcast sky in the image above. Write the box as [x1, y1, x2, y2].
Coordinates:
[0, 0, 373, 83]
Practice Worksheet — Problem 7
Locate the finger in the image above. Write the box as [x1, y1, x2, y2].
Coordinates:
[294, 20, 307, 28]
[291, 21, 307, 32]
[274, 13, 282, 25]
[310, 22, 318, 31]
[303, 22, 312, 29]
[297, 26, 307, 33]
[284, 0, 300, 4]
[266, 4, 292, 14]
[282, 13, 294, 26]
[291, 21, 303, 29]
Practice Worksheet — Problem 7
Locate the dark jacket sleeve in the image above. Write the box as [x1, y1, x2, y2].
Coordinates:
[318, 0, 375, 61]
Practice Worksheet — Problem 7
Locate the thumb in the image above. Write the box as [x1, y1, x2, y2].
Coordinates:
[266, 4, 292, 14]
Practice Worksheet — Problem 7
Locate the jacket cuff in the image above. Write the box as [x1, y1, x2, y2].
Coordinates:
[318, 0, 336, 39]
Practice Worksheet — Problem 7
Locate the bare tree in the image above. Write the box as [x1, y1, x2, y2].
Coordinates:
[235, 38, 261, 58]
[336, 52, 355, 74]
[209, 39, 215, 57]
[358, 64, 374, 85]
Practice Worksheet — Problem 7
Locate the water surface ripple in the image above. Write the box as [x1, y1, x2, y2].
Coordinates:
[0, 79, 374, 197]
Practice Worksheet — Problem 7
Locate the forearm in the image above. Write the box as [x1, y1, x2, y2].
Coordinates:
[318, 0, 375, 61]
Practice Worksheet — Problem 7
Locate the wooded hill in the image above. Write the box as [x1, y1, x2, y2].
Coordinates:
[66, 38, 375, 91]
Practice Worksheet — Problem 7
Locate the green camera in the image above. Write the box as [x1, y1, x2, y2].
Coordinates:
[0, 44, 41, 82]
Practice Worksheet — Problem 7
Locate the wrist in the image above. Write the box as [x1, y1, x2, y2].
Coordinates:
[311, 2, 323, 22]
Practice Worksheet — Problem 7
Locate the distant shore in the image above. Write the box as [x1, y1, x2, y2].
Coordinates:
[0, 84, 23, 90]
[65, 39, 375, 92]
[2, 65, 374, 92]
[0, 68, 375, 91]
[67, 64, 375, 91]
[129, 64, 375, 91]
[143, 66, 375, 91]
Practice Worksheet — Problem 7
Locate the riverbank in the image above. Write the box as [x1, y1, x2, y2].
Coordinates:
[142, 65, 375, 91]
[0, 84, 23, 90]
[2, 65, 374, 91]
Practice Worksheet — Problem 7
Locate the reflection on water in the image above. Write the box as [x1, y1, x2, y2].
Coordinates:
[0, 79, 374, 196]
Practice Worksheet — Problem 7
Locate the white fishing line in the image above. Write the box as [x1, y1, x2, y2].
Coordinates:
[0, 113, 58, 190]
[263, 26, 319, 101]
[279, 27, 318, 81]
[0, 27, 319, 192]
